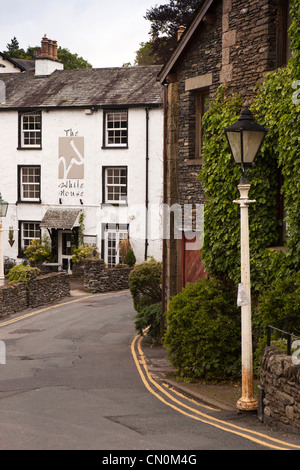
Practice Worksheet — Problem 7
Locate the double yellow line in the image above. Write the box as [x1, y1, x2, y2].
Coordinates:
[131, 334, 300, 451]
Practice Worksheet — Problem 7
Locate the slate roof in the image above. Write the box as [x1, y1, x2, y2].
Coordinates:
[0, 53, 35, 72]
[0, 65, 163, 109]
[40, 209, 81, 230]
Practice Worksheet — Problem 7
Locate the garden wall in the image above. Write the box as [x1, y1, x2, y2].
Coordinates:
[0, 272, 70, 318]
[83, 259, 132, 293]
[260, 346, 300, 435]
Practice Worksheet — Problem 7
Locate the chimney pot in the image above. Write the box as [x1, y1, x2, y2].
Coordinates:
[48, 40, 54, 58]
[177, 25, 186, 41]
[52, 40, 58, 60]
[41, 35, 49, 56]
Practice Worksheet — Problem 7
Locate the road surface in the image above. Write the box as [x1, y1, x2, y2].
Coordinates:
[0, 290, 299, 452]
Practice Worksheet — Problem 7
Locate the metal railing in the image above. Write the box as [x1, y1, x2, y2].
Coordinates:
[267, 316, 300, 355]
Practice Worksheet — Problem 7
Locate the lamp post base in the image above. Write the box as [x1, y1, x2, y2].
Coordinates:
[236, 397, 258, 411]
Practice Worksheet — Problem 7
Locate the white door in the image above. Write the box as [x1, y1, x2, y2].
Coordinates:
[104, 226, 128, 267]
[58, 231, 73, 273]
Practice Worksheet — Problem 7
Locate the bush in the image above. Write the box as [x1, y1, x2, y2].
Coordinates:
[7, 264, 40, 284]
[72, 245, 98, 264]
[134, 303, 162, 342]
[164, 278, 241, 380]
[24, 237, 52, 265]
[125, 248, 136, 267]
[129, 258, 162, 313]
[253, 271, 300, 359]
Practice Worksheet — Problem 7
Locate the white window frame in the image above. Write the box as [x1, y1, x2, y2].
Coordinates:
[21, 222, 41, 251]
[19, 166, 41, 202]
[20, 111, 42, 148]
[105, 167, 127, 204]
[104, 224, 129, 267]
[105, 110, 128, 147]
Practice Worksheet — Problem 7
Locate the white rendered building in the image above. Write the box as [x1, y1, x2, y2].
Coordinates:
[0, 37, 164, 272]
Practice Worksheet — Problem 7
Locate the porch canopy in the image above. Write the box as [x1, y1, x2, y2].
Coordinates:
[40, 209, 81, 230]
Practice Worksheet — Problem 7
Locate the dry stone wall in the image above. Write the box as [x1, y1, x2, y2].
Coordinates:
[260, 346, 300, 434]
[0, 272, 70, 318]
[84, 259, 133, 294]
[83, 259, 132, 294]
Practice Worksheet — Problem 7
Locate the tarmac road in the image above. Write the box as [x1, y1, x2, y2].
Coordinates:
[0, 290, 299, 452]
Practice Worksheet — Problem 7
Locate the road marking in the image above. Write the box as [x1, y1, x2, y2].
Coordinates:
[0, 295, 95, 328]
[0, 290, 129, 329]
[132, 334, 300, 451]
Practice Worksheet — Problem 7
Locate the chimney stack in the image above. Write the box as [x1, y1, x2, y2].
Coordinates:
[35, 35, 63, 76]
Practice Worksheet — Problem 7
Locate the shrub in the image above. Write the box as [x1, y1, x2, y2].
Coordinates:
[164, 278, 241, 380]
[24, 237, 52, 265]
[72, 245, 98, 264]
[253, 271, 300, 359]
[125, 248, 136, 267]
[129, 258, 162, 313]
[134, 303, 162, 342]
[7, 264, 40, 284]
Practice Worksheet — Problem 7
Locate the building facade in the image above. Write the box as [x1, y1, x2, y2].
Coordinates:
[158, 0, 291, 305]
[0, 37, 164, 272]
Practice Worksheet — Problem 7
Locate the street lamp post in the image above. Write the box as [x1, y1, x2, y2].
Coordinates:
[0, 193, 9, 287]
[224, 101, 267, 411]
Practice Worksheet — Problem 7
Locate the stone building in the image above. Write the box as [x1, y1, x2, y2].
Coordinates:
[158, 0, 291, 307]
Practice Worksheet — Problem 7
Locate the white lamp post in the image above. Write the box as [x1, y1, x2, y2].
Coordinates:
[224, 101, 267, 411]
[0, 193, 9, 287]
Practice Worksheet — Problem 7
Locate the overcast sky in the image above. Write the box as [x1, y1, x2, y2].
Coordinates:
[0, 0, 169, 68]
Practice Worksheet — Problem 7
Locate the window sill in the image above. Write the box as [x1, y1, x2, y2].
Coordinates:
[17, 147, 42, 151]
[101, 202, 128, 207]
[16, 200, 42, 204]
[101, 146, 128, 150]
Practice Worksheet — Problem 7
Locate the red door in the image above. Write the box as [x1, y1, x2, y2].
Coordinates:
[181, 231, 207, 288]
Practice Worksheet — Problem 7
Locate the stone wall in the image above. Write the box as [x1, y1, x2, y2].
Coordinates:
[28, 272, 70, 308]
[0, 272, 70, 319]
[0, 283, 28, 318]
[84, 259, 132, 294]
[260, 346, 300, 435]
[175, 0, 279, 208]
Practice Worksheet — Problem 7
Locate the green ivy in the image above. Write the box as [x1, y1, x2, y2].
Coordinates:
[199, 87, 279, 288]
[251, 64, 300, 271]
[199, 0, 300, 288]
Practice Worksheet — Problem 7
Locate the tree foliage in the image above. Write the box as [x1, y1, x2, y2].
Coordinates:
[138, 0, 202, 64]
[3, 37, 92, 69]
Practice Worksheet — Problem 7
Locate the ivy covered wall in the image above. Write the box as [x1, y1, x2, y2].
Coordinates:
[200, 0, 300, 293]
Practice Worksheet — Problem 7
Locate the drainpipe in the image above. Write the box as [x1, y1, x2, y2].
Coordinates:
[161, 84, 168, 333]
[145, 107, 149, 261]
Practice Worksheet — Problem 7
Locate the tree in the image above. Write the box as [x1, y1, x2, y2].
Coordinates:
[6, 37, 19, 52]
[135, 41, 157, 66]
[57, 46, 92, 69]
[141, 0, 202, 64]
